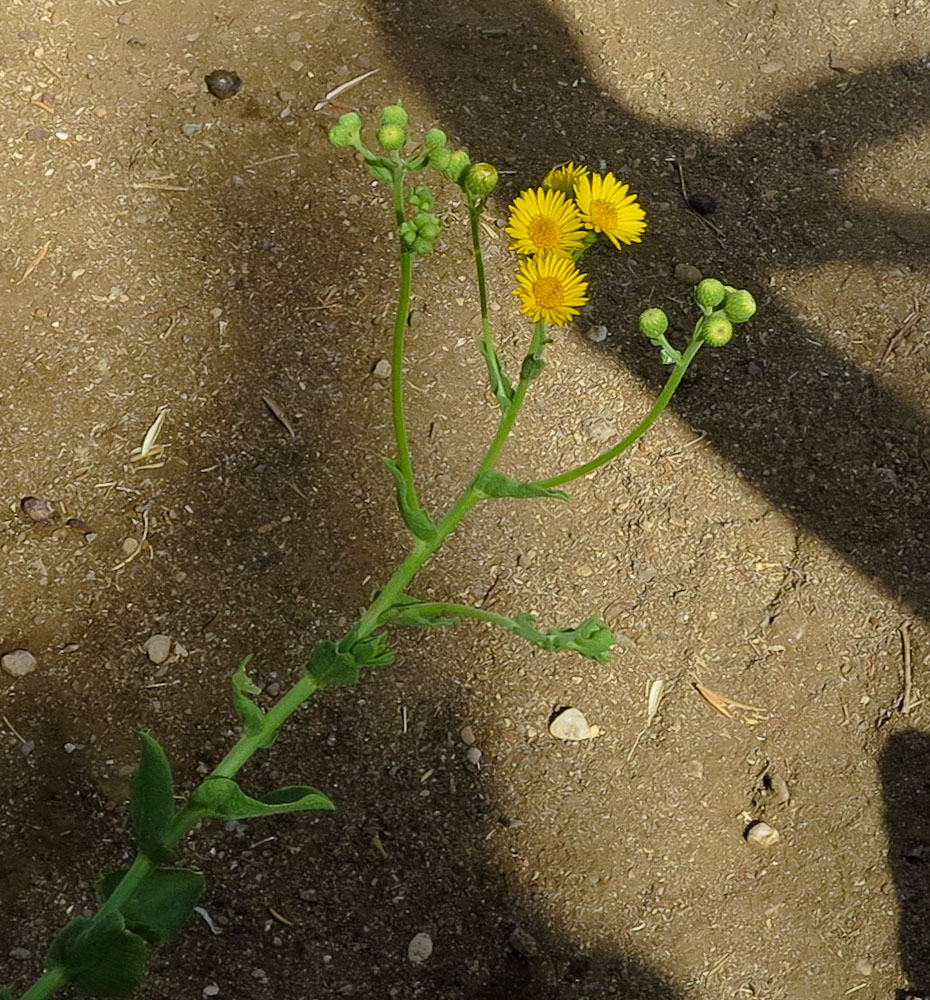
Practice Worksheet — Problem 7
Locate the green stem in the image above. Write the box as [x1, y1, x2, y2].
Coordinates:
[534, 335, 703, 489]
[390, 169, 418, 508]
[380, 601, 520, 631]
[469, 207, 494, 361]
[18, 967, 68, 1000]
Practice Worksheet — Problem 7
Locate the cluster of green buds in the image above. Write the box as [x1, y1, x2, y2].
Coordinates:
[327, 101, 500, 253]
[638, 277, 756, 363]
[693, 278, 756, 346]
[400, 185, 442, 255]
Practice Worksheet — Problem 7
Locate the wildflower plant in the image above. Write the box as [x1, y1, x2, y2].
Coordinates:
[7, 104, 757, 1000]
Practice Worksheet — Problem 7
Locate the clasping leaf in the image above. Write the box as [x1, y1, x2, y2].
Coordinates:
[96, 867, 205, 946]
[231, 655, 275, 748]
[382, 457, 437, 542]
[192, 777, 334, 820]
[129, 733, 176, 863]
[45, 913, 147, 997]
[473, 471, 569, 502]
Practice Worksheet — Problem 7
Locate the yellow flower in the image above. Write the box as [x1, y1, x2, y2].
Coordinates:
[574, 171, 647, 248]
[514, 254, 589, 326]
[506, 187, 586, 256]
[542, 161, 590, 196]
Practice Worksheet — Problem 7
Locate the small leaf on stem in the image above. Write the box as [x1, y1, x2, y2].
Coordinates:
[192, 777, 334, 820]
[230, 655, 275, 747]
[382, 457, 438, 542]
[478, 339, 514, 412]
[129, 733, 176, 863]
[45, 913, 148, 997]
[473, 471, 569, 502]
[96, 868, 206, 945]
[510, 613, 616, 662]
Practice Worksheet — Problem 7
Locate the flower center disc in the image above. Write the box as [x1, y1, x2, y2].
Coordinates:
[588, 199, 618, 231]
[527, 217, 562, 250]
[533, 276, 564, 307]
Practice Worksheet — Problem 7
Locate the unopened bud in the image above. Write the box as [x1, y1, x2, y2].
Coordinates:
[723, 288, 757, 324]
[413, 236, 433, 255]
[464, 162, 499, 198]
[376, 124, 407, 151]
[327, 124, 352, 148]
[445, 150, 471, 184]
[425, 128, 448, 150]
[638, 308, 669, 340]
[428, 147, 452, 171]
[700, 312, 734, 347]
[380, 104, 408, 127]
[695, 278, 725, 309]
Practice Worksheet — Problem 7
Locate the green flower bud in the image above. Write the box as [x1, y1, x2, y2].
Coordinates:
[376, 124, 407, 151]
[337, 111, 362, 139]
[425, 128, 448, 150]
[408, 185, 435, 211]
[638, 308, 669, 340]
[445, 150, 471, 183]
[700, 312, 734, 347]
[695, 278, 726, 310]
[327, 124, 352, 148]
[413, 236, 433, 255]
[419, 220, 440, 240]
[380, 103, 408, 127]
[428, 147, 452, 171]
[399, 221, 418, 245]
[723, 288, 757, 324]
[464, 162, 499, 198]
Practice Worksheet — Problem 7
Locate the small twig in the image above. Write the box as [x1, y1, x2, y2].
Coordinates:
[2, 714, 27, 743]
[129, 182, 190, 192]
[17, 240, 51, 284]
[246, 152, 299, 169]
[900, 620, 923, 713]
[262, 395, 296, 438]
[314, 68, 380, 111]
[880, 309, 919, 364]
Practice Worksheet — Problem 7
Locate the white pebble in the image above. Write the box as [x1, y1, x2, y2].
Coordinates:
[203, 986, 220, 997]
[373, 359, 392, 379]
[2, 649, 37, 677]
[745, 821, 780, 847]
[407, 932, 433, 964]
[586, 324, 608, 343]
[143, 635, 172, 665]
[466, 746, 482, 766]
[548, 707, 593, 741]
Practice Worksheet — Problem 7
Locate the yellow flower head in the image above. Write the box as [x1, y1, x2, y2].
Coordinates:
[506, 187, 586, 256]
[574, 171, 647, 249]
[542, 161, 590, 197]
[514, 254, 589, 326]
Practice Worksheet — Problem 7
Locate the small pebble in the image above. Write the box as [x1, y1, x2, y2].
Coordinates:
[373, 359, 392, 379]
[760, 60, 784, 74]
[181, 123, 204, 137]
[25, 127, 51, 141]
[66, 517, 91, 532]
[764, 772, 790, 806]
[20, 740, 35, 756]
[586, 324, 608, 343]
[508, 927, 539, 958]
[687, 192, 717, 215]
[205, 70, 242, 99]
[549, 707, 593, 742]
[203, 986, 220, 997]
[143, 634, 172, 665]
[459, 725, 475, 745]
[2, 649, 38, 677]
[121, 537, 139, 556]
[674, 263, 702, 285]
[407, 932, 433, 964]
[745, 821, 780, 847]
[21, 496, 54, 521]
[9, 947, 32, 961]
[810, 137, 833, 160]
[466, 746, 482, 766]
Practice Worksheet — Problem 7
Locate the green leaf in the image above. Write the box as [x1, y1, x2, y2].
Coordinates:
[45, 913, 147, 997]
[382, 457, 437, 542]
[96, 867, 205, 946]
[192, 777, 334, 820]
[231, 655, 275, 748]
[367, 160, 393, 183]
[129, 733, 175, 863]
[473, 471, 570, 503]
[478, 339, 514, 412]
[379, 594, 460, 628]
[305, 640, 359, 687]
[343, 632, 395, 668]
[509, 613, 616, 662]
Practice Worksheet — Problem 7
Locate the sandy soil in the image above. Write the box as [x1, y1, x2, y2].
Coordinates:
[3, 0, 930, 997]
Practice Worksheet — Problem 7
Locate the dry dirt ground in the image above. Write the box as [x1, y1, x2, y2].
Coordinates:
[3, 0, 930, 998]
